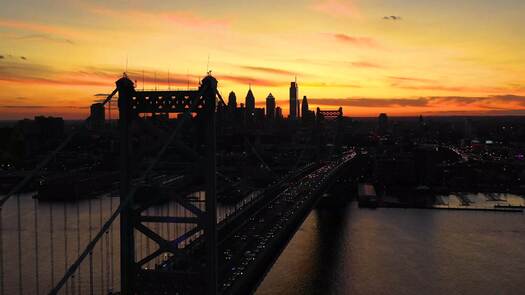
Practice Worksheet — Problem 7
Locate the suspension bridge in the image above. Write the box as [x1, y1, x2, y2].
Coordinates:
[0, 74, 356, 294]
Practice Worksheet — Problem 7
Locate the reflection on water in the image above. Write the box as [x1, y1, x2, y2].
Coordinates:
[257, 202, 525, 295]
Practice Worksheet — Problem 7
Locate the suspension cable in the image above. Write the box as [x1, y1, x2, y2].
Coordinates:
[50, 78, 214, 294]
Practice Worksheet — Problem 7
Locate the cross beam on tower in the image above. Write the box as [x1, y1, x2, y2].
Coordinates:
[117, 74, 221, 295]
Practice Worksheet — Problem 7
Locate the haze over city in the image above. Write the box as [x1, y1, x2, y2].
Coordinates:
[1, 0, 525, 119]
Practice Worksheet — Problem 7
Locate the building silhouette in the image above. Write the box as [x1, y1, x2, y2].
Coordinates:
[266, 93, 276, 120]
[378, 113, 389, 134]
[228, 91, 237, 111]
[301, 96, 315, 123]
[90, 103, 105, 129]
[289, 79, 299, 119]
[276, 106, 283, 120]
[245, 87, 255, 119]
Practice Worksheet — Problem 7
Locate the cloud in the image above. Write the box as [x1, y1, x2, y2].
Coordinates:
[383, 16, 402, 21]
[240, 66, 296, 76]
[0, 54, 29, 61]
[333, 34, 380, 48]
[388, 76, 435, 83]
[217, 74, 285, 87]
[301, 82, 361, 88]
[308, 97, 429, 107]
[294, 58, 385, 69]
[350, 61, 383, 68]
[88, 6, 230, 32]
[387, 76, 512, 93]
[310, 0, 359, 18]
[305, 95, 525, 110]
[16, 34, 75, 45]
[0, 18, 78, 38]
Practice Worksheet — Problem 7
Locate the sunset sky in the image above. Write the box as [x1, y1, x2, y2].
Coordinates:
[1, 0, 525, 119]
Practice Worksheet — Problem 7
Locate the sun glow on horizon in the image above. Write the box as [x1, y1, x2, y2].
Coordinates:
[1, 0, 525, 119]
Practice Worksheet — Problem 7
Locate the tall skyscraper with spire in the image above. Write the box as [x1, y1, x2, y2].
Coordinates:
[245, 86, 255, 117]
[266, 93, 276, 120]
[289, 78, 299, 119]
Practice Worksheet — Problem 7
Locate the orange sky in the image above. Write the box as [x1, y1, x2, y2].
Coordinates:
[1, 0, 525, 119]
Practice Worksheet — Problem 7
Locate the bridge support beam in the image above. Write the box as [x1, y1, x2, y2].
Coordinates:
[204, 76, 218, 295]
[117, 76, 136, 295]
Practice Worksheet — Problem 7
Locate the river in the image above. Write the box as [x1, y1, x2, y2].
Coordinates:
[257, 202, 525, 295]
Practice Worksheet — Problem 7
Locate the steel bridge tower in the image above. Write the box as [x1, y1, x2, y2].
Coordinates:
[116, 74, 221, 294]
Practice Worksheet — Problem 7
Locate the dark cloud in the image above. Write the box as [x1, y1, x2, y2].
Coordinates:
[383, 16, 402, 21]
[301, 82, 361, 88]
[388, 76, 435, 83]
[0, 54, 28, 61]
[240, 66, 296, 76]
[217, 74, 285, 87]
[308, 98, 428, 107]
[422, 109, 525, 116]
[304, 95, 525, 109]
[0, 105, 86, 109]
[0, 105, 49, 109]
[16, 34, 75, 45]
[388, 76, 511, 93]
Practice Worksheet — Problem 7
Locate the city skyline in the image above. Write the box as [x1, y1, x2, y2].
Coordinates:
[1, 0, 525, 119]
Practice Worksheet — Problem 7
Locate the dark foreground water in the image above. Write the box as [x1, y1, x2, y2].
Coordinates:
[256, 203, 525, 295]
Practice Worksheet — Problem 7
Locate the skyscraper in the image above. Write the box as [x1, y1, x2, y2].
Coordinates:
[90, 103, 105, 129]
[289, 79, 299, 119]
[276, 107, 283, 120]
[266, 93, 276, 120]
[301, 95, 309, 116]
[245, 86, 255, 117]
[228, 91, 237, 110]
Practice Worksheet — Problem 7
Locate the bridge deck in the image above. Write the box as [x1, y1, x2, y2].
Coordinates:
[136, 152, 356, 294]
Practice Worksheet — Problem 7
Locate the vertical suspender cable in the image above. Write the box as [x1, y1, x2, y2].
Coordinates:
[105, 200, 110, 295]
[64, 202, 69, 295]
[50, 204, 55, 288]
[0, 206, 4, 295]
[99, 197, 104, 295]
[16, 194, 23, 295]
[88, 199, 93, 295]
[34, 199, 40, 295]
[76, 197, 81, 295]
[109, 195, 114, 293]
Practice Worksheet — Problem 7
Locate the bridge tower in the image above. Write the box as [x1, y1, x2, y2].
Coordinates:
[117, 74, 220, 294]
